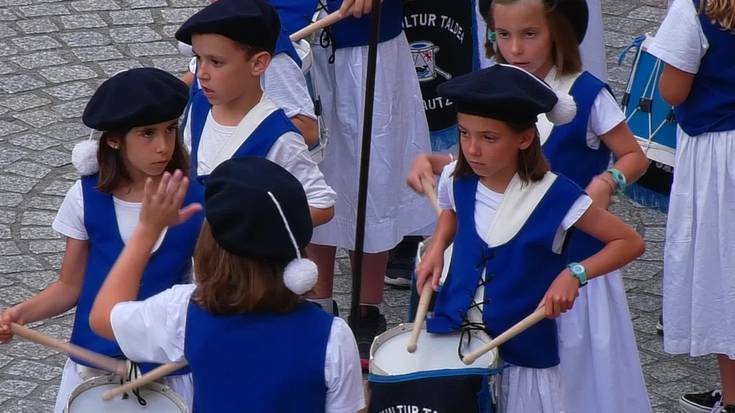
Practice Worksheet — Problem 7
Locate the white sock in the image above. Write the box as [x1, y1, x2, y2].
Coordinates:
[307, 297, 333, 313]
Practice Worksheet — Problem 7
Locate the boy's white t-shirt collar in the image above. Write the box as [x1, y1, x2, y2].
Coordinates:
[197, 93, 280, 176]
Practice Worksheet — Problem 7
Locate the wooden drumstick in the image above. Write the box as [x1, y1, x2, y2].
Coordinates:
[11, 323, 127, 376]
[102, 361, 189, 401]
[461, 307, 547, 365]
[406, 179, 442, 353]
[406, 282, 434, 353]
[290, 11, 344, 42]
[421, 178, 442, 217]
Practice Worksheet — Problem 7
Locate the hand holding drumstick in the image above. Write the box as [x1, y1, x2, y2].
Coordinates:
[406, 179, 441, 353]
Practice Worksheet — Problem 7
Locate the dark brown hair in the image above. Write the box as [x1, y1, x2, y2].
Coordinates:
[191, 221, 301, 315]
[453, 119, 550, 184]
[698, 0, 735, 30]
[485, 0, 583, 75]
[96, 126, 190, 193]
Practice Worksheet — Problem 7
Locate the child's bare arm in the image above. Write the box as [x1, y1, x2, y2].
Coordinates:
[0, 238, 88, 342]
[310, 206, 335, 227]
[416, 209, 456, 292]
[572, 205, 646, 279]
[540, 205, 645, 318]
[406, 153, 453, 194]
[291, 115, 318, 147]
[659, 63, 695, 107]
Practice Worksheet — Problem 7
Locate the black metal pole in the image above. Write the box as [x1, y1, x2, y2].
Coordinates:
[349, 0, 383, 332]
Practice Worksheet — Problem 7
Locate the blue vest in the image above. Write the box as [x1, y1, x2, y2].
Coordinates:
[71, 175, 204, 374]
[543, 71, 610, 262]
[427, 174, 583, 368]
[185, 301, 333, 413]
[267, 0, 320, 36]
[675, 0, 735, 136]
[275, 28, 302, 67]
[326, 0, 404, 49]
[187, 88, 300, 182]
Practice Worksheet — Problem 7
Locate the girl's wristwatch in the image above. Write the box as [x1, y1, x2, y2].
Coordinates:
[567, 262, 588, 286]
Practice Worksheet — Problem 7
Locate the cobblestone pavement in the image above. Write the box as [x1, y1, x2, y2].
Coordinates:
[0, 0, 718, 411]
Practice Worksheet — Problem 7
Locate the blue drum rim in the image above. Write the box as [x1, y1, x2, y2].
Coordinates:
[368, 367, 503, 383]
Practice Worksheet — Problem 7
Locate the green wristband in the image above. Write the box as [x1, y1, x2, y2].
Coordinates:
[606, 167, 627, 193]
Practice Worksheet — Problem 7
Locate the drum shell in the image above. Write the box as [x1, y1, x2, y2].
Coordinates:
[65, 375, 189, 413]
[368, 323, 499, 413]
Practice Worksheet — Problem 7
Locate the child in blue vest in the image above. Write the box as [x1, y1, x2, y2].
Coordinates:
[88, 157, 365, 413]
[415, 64, 645, 412]
[179, 0, 319, 146]
[648, 1, 735, 411]
[410, 1, 653, 411]
[0, 68, 204, 413]
[176, 0, 336, 227]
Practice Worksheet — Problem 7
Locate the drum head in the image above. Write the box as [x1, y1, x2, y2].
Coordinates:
[66, 375, 188, 413]
[370, 324, 497, 376]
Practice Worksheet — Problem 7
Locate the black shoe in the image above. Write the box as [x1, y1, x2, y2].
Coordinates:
[348, 306, 387, 370]
[385, 236, 421, 289]
[679, 389, 721, 413]
[656, 313, 664, 336]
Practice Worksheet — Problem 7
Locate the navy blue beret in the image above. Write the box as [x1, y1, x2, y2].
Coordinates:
[175, 0, 280, 52]
[438, 64, 559, 124]
[205, 157, 312, 262]
[483, 0, 589, 44]
[82, 68, 188, 132]
[554, 0, 588, 44]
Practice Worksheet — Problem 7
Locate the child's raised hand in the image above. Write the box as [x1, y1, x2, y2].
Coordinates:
[0, 307, 21, 344]
[406, 154, 436, 194]
[538, 270, 580, 318]
[416, 246, 444, 293]
[140, 170, 202, 233]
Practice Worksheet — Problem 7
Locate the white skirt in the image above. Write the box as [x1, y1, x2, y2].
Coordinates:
[498, 364, 567, 412]
[53, 358, 193, 413]
[663, 128, 735, 358]
[309, 32, 435, 253]
[557, 270, 652, 413]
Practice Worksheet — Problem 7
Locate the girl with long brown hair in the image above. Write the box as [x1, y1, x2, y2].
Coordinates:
[0, 67, 203, 412]
[416, 64, 645, 412]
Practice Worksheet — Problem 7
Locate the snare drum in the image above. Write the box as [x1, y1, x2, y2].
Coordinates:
[620, 34, 676, 212]
[65, 375, 188, 413]
[369, 324, 499, 413]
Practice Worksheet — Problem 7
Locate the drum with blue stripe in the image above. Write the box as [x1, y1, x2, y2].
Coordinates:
[368, 322, 499, 412]
[620, 34, 677, 212]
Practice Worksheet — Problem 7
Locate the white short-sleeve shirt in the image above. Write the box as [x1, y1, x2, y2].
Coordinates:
[111, 284, 365, 413]
[648, 0, 709, 74]
[437, 161, 592, 251]
[182, 94, 336, 209]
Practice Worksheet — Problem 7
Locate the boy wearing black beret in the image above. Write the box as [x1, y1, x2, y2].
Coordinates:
[176, 0, 336, 228]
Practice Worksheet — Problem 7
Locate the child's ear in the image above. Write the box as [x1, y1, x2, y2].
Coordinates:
[517, 127, 535, 150]
[250, 51, 272, 76]
[106, 135, 121, 150]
